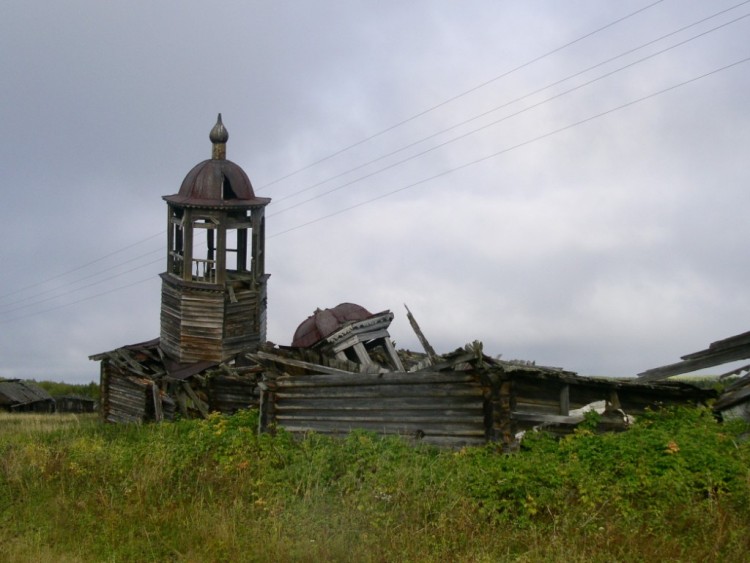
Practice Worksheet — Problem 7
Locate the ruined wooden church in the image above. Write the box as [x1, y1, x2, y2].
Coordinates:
[91, 116, 714, 448]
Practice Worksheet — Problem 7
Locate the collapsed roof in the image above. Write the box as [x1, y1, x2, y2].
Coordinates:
[91, 304, 716, 447]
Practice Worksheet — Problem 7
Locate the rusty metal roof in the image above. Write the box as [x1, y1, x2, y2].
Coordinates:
[0, 379, 54, 407]
[163, 114, 271, 209]
[292, 303, 375, 348]
[163, 158, 271, 208]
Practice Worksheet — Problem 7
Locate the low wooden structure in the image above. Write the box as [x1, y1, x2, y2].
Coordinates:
[54, 395, 97, 413]
[91, 338, 263, 423]
[639, 330, 750, 422]
[160, 114, 270, 364]
[252, 342, 714, 448]
[91, 116, 270, 423]
[90, 116, 715, 445]
[0, 379, 55, 412]
[93, 330, 715, 448]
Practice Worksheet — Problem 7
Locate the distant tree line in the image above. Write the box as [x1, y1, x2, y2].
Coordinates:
[28, 380, 99, 401]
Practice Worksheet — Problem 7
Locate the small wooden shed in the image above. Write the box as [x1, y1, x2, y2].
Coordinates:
[0, 379, 56, 412]
[54, 395, 97, 413]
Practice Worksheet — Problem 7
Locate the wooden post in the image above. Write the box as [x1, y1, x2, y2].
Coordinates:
[258, 382, 268, 433]
[182, 381, 208, 418]
[216, 222, 227, 284]
[352, 342, 374, 371]
[182, 210, 193, 282]
[207, 227, 215, 262]
[237, 228, 248, 272]
[608, 389, 622, 411]
[251, 209, 264, 278]
[559, 384, 570, 416]
[404, 304, 438, 363]
[258, 381, 275, 434]
[383, 338, 405, 371]
[152, 383, 164, 422]
[496, 379, 514, 447]
[176, 388, 188, 417]
[166, 205, 174, 274]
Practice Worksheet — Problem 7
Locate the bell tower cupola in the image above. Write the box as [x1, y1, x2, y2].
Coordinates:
[159, 114, 271, 363]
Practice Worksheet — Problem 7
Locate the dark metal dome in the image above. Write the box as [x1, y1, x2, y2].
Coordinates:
[292, 303, 374, 348]
[163, 114, 270, 208]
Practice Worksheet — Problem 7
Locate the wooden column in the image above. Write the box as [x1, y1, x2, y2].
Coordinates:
[216, 222, 227, 285]
[383, 338, 405, 371]
[559, 384, 570, 416]
[166, 205, 174, 274]
[237, 227, 248, 272]
[252, 209, 264, 278]
[182, 210, 193, 282]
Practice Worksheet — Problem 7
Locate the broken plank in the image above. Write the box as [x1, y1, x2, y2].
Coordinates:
[251, 351, 357, 375]
[182, 381, 209, 418]
[271, 371, 479, 388]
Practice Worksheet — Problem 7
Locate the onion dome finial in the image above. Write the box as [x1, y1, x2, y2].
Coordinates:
[210, 113, 228, 159]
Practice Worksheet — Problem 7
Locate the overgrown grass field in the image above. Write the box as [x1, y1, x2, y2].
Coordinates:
[1, 407, 749, 562]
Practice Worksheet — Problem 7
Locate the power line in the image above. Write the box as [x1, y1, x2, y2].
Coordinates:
[0, 230, 164, 304]
[268, 56, 750, 238]
[4, 4, 743, 318]
[4, 55, 747, 325]
[270, 2, 750, 209]
[268, 13, 750, 218]
[256, 0, 666, 193]
[0, 274, 160, 325]
[0, 245, 164, 310]
[0, 2, 669, 305]
[0, 255, 164, 316]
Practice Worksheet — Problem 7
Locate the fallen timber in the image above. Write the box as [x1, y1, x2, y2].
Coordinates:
[639, 329, 750, 423]
[87, 119, 719, 446]
[92, 333, 716, 449]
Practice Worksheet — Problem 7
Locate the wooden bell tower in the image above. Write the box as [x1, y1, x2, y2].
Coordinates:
[159, 114, 271, 364]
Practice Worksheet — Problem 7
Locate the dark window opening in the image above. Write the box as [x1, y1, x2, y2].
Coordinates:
[222, 177, 237, 200]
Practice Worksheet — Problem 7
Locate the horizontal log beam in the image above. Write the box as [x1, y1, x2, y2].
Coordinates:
[638, 345, 750, 381]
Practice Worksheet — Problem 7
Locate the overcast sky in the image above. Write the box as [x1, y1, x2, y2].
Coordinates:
[1, 1, 749, 384]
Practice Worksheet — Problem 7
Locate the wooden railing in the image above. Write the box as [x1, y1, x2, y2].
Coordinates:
[192, 258, 216, 283]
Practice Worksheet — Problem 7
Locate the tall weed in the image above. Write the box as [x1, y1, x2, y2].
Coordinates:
[1, 406, 748, 561]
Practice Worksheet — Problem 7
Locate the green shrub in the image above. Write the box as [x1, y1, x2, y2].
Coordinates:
[28, 379, 100, 401]
[1, 406, 749, 561]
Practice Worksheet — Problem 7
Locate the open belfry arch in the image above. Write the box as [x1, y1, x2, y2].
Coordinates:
[160, 114, 271, 363]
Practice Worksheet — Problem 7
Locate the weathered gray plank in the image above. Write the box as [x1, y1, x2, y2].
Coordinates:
[272, 384, 484, 399]
[511, 411, 585, 425]
[274, 396, 482, 410]
[252, 351, 359, 376]
[278, 420, 485, 436]
[272, 371, 480, 388]
[275, 412, 484, 424]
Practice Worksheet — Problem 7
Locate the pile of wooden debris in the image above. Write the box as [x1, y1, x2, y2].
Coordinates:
[92, 304, 716, 448]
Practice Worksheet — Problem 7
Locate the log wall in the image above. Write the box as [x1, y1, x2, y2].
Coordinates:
[160, 275, 267, 363]
[263, 371, 489, 448]
[100, 361, 151, 423]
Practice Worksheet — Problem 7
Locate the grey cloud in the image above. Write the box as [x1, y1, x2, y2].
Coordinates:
[1, 1, 748, 383]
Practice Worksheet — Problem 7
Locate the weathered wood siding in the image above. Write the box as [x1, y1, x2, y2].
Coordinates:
[100, 360, 151, 423]
[263, 371, 488, 448]
[55, 396, 96, 413]
[160, 276, 267, 363]
[223, 280, 266, 357]
[160, 279, 225, 363]
[207, 374, 261, 414]
[489, 370, 716, 438]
